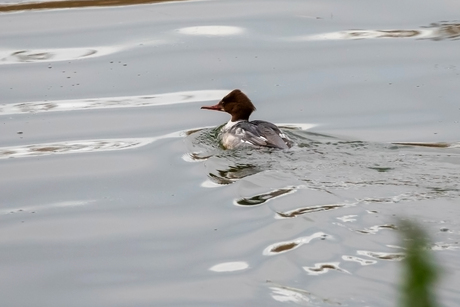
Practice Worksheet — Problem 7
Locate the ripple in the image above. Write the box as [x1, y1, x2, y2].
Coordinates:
[336, 215, 358, 222]
[0, 132, 181, 159]
[342, 255, 377, 266]
[393, 142, 459, 148]
[270, 286, 310, 304]
[263, 232, 330, 255]
[0, 46, 119, 64]
[293, 22, 460, 41]
[303, 262, 350, 275]
[268, 282, 338, 305]
[355, 224, 397, 235]
[177, 26, 244, 36]
[235, 186, 296, 206]
[0, 37, 166, 65]
[276, 203, 351, 219]
[278, 123, 317, 131]
[0, 90, 229, 115]
[431, 242, 459, 251]
[212, 164, 261, 185]
[0, 138, 152, 159]
[187, 124, 460, 205]
[357, 250, 405, 261]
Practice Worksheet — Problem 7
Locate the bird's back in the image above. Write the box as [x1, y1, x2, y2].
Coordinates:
[222, 120, 291, 149]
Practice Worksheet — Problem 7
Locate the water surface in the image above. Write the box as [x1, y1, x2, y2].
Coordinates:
[1, 0, 460, 306]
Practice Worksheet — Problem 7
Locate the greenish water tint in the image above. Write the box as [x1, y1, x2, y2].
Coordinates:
[398, 219, 440, 307]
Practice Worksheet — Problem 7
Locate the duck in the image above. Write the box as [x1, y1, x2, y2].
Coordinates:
[201, 89, 292, 149]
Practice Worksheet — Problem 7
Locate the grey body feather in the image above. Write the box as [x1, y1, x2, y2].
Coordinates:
[221, 120, 291, 149]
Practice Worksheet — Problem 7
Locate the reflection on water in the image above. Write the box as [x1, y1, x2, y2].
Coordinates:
[185, 122, 460, 274]
[303, 262, 350, 275]
[297, 22, 460, 41]
[276, 203, 351, 218]
[235, 186, 296, 206]
[424, 22, 460, 41]
[263, 232, 329, 255]
[0, 90, 229, 115]
[393, 142, 459, 148]
[0, 0, 186, 12]
[1, 0, 459, 305]
[209, 163, 261, 185]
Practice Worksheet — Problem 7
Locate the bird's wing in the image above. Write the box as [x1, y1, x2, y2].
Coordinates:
[242, 121, 291, 149]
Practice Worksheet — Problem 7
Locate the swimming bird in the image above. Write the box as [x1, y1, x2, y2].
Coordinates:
[201, 89, 292, 149]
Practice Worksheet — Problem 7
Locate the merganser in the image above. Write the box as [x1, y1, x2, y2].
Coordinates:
[201, 89, 292, 149]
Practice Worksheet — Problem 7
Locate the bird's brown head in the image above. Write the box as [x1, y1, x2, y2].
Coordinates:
[201, 89, 256, 122]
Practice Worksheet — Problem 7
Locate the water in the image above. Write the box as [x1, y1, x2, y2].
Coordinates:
[1, 0, 460, 306]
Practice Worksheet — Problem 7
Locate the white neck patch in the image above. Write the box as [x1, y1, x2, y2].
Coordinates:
[224, 120, 243, 130]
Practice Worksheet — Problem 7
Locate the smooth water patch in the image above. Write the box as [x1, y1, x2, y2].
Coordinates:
[0, 200, 95, 215]
[177, 26, 244, 36]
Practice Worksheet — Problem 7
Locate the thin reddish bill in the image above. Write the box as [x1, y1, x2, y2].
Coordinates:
[201, 102, 223, 111]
